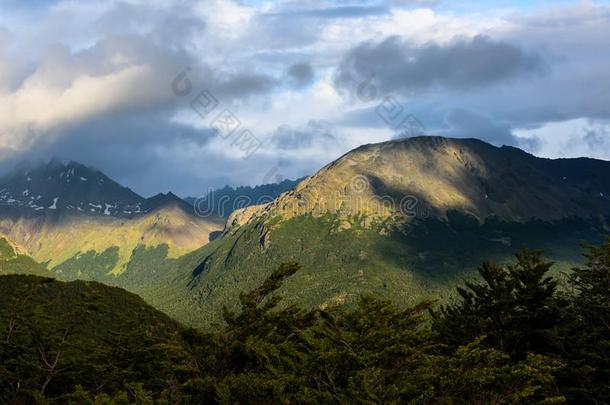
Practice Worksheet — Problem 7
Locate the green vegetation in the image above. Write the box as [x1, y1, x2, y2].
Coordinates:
[2, 211, 605, 330]
[2, 239, 609, 403]
[0, 275, 189, 403]
[53, 247, 120, 280]
[0, 237, 53, 277]
[160, 212, 604, 326]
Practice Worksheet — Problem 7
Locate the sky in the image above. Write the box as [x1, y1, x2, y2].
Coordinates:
[0, 0, 609, 197]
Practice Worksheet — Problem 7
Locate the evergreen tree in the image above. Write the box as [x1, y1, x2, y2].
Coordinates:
[432, 249, 560, 358]
[4, 243, 610, 403]
[560, 240, 610, 403]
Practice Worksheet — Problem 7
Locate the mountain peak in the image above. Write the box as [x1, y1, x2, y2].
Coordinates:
[1, 160, 141, 218]
[0, 160, 200, 220]
[147, 192, 193, 213]
[229, 136, 610, 228]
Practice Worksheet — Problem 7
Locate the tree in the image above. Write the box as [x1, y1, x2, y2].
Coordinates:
[432, 249, 560, 358]
[560, 239, 610, 403]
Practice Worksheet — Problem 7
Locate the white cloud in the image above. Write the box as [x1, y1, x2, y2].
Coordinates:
[1, 0, 610, 194]
[0, 34, 193, 150]
[515, 118, 610, 160]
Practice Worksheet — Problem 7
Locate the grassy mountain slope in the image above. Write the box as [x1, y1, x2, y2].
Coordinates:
[3, 138, 608, 329]
[146, 212, 602, 327]
[0, 160, 225, 278]
[0, 203, 223, 277]
[230, 137, 610, 226]
[134, 137, 610, 327]
[0, 236, 52, 276]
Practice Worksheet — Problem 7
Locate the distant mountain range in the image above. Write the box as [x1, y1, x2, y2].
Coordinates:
[3, 137, 610, 328]
[185, 178, 304, 218]
[0, 160, 189, 218]
[0, 160, 224, 275]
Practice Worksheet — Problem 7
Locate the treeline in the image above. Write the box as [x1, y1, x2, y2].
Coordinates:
[1, 241, 609, 404]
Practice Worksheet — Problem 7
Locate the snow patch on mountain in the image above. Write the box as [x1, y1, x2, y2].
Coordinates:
[49, 197, 59, 210]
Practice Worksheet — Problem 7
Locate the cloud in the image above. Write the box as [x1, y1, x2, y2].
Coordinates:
[271, 120, 338, 150]
[266, 4, 390, 19]
[214, 73, 279, 99]
[583, 126, 610, 152]
[0, 1, 282, 154]
[0, 29, 29, 92]
[0, 35, 194, 151]
[2, 0, 610, 196]
[515, 118, 610, 161]
[439, 108, 540, 152]
[0, 110, 219, 196]
[286, 62, 314, 88]
[334, 35, 547, 95]
[442, 109, 516, 146]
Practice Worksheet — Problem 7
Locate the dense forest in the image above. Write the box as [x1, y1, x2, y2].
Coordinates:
[1, 240, 609, 404]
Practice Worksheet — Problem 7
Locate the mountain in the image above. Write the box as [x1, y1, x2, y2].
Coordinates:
[136, 136, 610, 327]
[6, 138, 610, 329]
[147, 191, 194, 212]
[0, 160, 224, 276]
[185, 177, 304, 218]
[0, 160, 146, 217]
[227, 137, 610, 225]
[0, 160, 204, 218]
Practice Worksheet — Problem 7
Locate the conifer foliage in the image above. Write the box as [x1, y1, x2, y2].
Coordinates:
[2, 241, 610, 403]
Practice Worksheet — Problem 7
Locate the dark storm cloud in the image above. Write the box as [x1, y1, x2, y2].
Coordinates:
[334, 35, 547, 95]
[443, 109, 514, 145]
[287, 62, 314, 88]
[499, 107, 570, 129]
[0, 111, 217, 197]
[441, 108, 539, 151]
[214, 73, 279, 99]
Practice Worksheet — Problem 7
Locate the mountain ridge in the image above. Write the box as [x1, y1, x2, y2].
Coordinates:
[150, 136, 610, 326]
[185, 177, 304, 218]
[226, 136, 610, 230]
[0, 160, 200, 219]
[0, 160, 224, 275]
[4, 137, 610, 328]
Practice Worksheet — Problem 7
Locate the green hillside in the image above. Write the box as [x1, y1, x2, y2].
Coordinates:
[0, 237, 53, 277]
[0, 204, 223, 277]
[0, 275, 189, 403]
[3, 137, 609, 331]
[152, 212, 605, 327]
[134, 136, 610, 327]
[2, 245, 609, 403]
